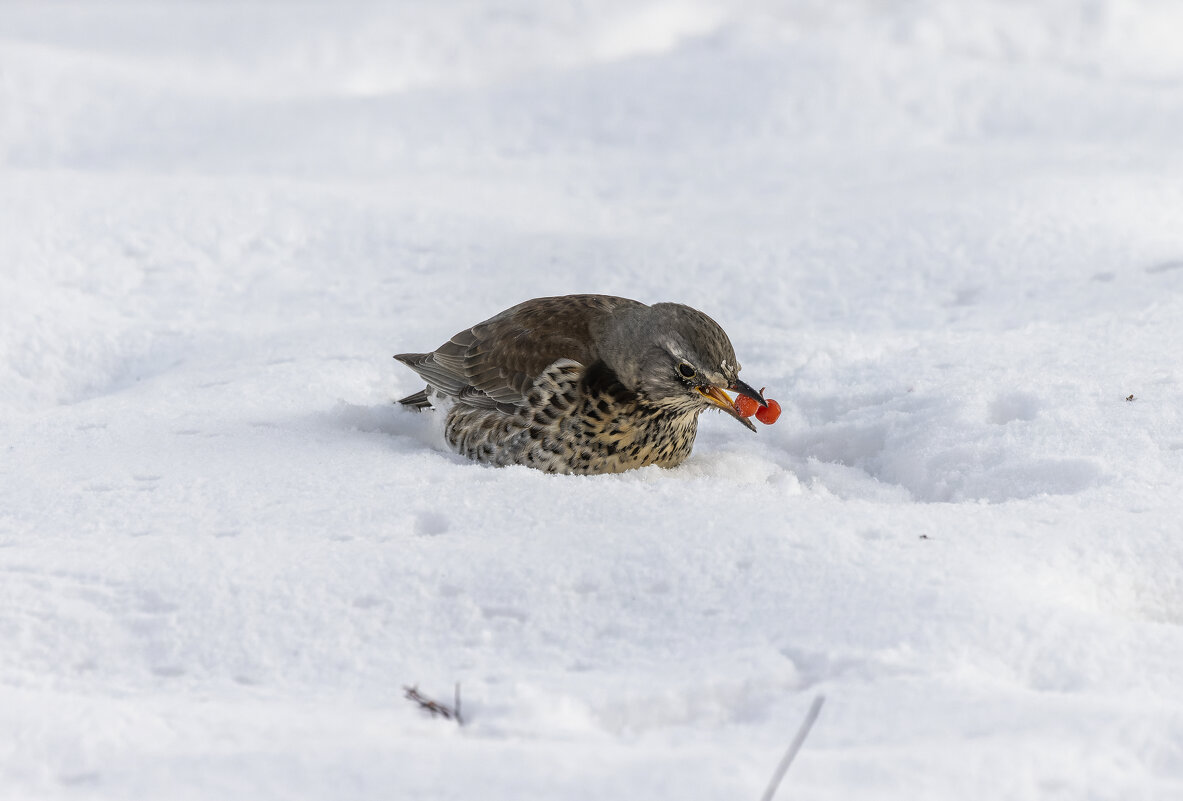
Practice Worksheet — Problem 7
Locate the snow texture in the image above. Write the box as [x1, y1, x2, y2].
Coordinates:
[2, 1, 1183, 799]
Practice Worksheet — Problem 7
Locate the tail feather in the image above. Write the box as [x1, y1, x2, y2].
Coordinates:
[394, 353, 436, 410]
[394, 351, 467, 397]
[397, 388, 433, 410]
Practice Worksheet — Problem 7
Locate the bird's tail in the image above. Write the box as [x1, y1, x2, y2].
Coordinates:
[394, 352, 435, 410]
[396, 388, 433, 410]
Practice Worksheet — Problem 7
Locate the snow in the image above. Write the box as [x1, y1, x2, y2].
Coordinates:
[2, 1, 1183, 798]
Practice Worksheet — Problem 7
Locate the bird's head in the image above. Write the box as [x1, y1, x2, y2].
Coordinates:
[596, 302, 767, 430]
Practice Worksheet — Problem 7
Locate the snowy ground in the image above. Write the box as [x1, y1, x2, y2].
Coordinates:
[3, 1, 1183, 799]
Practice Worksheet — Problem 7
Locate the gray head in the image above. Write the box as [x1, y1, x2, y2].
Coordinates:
[594, 302, 766, 428]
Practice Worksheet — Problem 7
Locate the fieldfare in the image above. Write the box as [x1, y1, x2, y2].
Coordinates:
[395, 294, 767, 474]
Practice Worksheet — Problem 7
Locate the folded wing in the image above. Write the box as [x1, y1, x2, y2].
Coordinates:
[396, 294, 644, 409]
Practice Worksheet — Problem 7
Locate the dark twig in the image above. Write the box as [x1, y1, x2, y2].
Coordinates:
[403, 684, 464, 725]
[759, 695, 825, 801]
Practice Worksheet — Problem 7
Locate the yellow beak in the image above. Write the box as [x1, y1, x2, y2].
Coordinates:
[696, 385, 757, 432]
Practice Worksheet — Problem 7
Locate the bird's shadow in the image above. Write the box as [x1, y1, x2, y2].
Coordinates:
[326, 400, 449, 454]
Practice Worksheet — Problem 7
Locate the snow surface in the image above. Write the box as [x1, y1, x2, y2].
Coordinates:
[3, 1, 1183, 799]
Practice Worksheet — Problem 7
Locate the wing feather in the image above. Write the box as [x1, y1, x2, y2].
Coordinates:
[397, 295, 644, 408]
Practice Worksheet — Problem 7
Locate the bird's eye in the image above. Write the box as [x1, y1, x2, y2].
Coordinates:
[677, 363, 696, 379]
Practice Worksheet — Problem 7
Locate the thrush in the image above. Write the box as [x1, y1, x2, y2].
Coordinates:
[395, 294, 767, 475]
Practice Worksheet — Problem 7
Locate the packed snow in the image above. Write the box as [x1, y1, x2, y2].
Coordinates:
[3, 1, 1183, 799]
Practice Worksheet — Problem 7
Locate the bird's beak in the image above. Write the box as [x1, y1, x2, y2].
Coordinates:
[696, 380, 766, 432]
[729, 378, 767, 408]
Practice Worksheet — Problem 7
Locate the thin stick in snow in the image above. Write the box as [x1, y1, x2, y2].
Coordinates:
[759, 694, 825, 801]
[403, 684, 464, 725]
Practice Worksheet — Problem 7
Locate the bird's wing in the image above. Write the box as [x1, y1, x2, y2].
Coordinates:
[397, 295, 644, 408]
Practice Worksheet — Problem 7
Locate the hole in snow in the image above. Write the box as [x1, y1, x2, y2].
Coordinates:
[950, 286, 982, 306]
[988, 391, 1041, 424]
[414, 511, 450, 537]
[1145, 260, 1183, 275]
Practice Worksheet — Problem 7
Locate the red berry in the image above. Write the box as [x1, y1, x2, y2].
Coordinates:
[733, 394, 760, 418]
[755, 398, 782, 425]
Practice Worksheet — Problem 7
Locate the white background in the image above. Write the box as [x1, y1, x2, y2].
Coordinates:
[2, 2, 1182, 799]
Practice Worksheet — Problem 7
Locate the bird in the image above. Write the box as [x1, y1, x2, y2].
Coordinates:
[394, 294, 767, 475]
